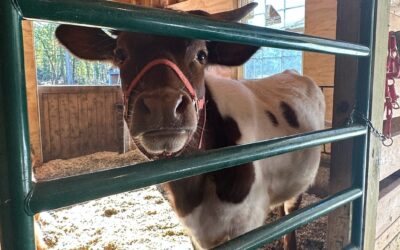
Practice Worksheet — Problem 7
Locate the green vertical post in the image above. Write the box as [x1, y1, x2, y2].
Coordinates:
[351, 0, 375, 247]
[0, 0, 35, 249]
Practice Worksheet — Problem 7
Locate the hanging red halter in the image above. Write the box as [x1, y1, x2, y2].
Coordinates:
[384, 32, 400, 140]
[123, 58, 206, 150]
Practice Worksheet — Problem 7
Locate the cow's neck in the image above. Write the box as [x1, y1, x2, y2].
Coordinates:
[161, 85, 255, 218]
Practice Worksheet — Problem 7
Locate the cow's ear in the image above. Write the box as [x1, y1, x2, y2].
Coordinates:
[209, 2, 258, 22]
[206, 42, 259, 66]
[204, 3, 259, 66]
[187, 3, 257, 22]
[55, 25, 116, 61]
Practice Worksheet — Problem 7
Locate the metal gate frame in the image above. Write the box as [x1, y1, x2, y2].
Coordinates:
[0, 0, 377, 249]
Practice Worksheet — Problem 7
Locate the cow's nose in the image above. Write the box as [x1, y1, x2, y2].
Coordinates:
[136, 92, 191, 119]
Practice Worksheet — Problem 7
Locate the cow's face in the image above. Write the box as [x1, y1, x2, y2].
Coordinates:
[55, 4, 259, 158]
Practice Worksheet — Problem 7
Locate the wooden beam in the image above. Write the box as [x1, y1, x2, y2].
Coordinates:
[168, 0, 236, 13]
[328, 0, 361, 248]
[303, 0, 336, 86]
[363, 0, 389, 249]
[303, 0, 337, 131]
[22, 20, 43, 168]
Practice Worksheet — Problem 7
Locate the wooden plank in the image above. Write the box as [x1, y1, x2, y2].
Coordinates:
[303, 0, 337, 86]
[40, 94, 51, 162]
[113, 91, 122, 151]
[22, 20, 42, 166]
[376, 171, 400, 238]
[376, 216, 400, 250]
[68, 94, 80, 158]
[48, 94, 61, 160]
[96, 91, 106, 149]
[168, 0, 236, 13]
[104, 91, 116, 151]
[114, 91, 123, 152]
[328, 0, 361, 247]
[78, 93, 90, 155]
[86, 92, 98, 154]
[390, 10, 400, 31]
[363, 1, 389, 248]
[58, 94, 71, 158]
[382, 232, 400, 250]
[303, 52, 335, 86]
[37, 85, 120, 94]
[379, 132, 400, 180]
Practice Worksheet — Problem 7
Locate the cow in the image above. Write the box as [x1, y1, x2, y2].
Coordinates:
[53, 3, 325, 250]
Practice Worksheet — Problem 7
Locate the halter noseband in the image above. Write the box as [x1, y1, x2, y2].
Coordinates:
[123, 58, 205, 118]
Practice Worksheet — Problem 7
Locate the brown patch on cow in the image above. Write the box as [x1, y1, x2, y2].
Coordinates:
[162, 176, 206, 217]
[213, 163, 255, 203]
[266, 110, 279, 127]
[280, 101, 300, 128]
[204, 91, 255, 204]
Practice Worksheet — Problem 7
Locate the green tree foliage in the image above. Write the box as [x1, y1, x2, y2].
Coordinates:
[33, 21, 117, 85]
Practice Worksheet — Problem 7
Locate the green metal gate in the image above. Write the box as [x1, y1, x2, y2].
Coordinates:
[0, 0, 377, 249]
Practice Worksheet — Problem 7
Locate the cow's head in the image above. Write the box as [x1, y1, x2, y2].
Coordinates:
[55, 3, 259, 158]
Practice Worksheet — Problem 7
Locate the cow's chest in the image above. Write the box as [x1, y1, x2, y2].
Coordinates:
[179, 172, 268, 249]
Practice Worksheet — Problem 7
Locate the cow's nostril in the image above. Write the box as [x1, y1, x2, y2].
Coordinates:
[176, 95, 190, 115]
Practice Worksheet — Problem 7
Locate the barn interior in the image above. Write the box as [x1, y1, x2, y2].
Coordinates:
[16, 0, 400, 249]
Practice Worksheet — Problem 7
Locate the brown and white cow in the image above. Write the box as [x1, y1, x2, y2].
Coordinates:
[54, 3, 325, 249]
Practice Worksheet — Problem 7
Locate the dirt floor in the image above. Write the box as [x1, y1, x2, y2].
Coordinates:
[34, 150, 329, 250]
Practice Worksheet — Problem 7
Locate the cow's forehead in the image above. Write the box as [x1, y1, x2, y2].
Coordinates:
[116, 32, 206, 51]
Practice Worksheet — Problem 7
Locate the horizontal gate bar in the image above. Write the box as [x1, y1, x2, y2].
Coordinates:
[26, 125, 366, 214]
[215, 188, 363, 250]
[16, 0, 369, 56]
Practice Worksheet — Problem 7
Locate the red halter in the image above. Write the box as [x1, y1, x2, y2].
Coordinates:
[123, 58, 205, 116]
[384, 32, 400, 144]
[123, 58, 206, 151]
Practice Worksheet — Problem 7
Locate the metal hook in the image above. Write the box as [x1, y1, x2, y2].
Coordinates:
[382, 137, 394, 147]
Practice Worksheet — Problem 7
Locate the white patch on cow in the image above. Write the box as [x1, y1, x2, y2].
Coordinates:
[178, 70, 325, 249]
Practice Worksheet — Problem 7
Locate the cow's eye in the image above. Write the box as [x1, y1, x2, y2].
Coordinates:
[114, 48, 127, 64]
[196, 50, 208, 64]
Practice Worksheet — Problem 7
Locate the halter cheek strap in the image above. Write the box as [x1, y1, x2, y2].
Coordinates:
[123, 58, 205, 118]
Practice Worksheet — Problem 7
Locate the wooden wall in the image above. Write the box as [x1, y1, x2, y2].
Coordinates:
[375, 172, 400, 250]
[38, 86, 122, 162]
[374, 3, 400, 249]
[379, 3, 400, 181]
